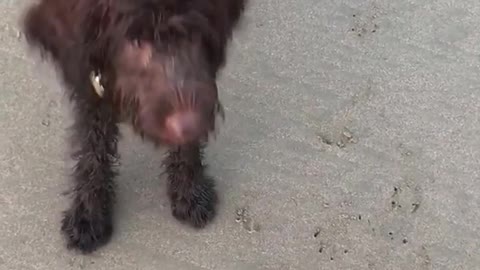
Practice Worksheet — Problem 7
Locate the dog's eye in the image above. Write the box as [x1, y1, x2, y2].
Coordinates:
[132, 39, 140, 47]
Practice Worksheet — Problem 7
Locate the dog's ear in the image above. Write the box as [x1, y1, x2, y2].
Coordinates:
[22, 0, 115, 60]
[22, 1, 73, 59]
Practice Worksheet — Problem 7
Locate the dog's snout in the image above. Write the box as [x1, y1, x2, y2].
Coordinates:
[165, 111, 203, 144]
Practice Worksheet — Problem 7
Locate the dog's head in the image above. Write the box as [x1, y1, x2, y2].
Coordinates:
[23, 0, 226, 146]
[109, 33, 224, 146]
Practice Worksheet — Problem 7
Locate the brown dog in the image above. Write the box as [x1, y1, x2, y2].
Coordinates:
[22, 0, 247, 253]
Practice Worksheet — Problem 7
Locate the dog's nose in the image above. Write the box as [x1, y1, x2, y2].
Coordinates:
[165, 111, 202, 144]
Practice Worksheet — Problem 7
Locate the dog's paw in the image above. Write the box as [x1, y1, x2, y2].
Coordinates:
[61, 204, 113, 253]
[170, 179, 217, 228]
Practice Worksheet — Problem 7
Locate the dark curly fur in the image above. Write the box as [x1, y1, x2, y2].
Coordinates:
[21, 0, 247, 253]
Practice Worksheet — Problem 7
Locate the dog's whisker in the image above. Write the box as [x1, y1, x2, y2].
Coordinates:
[192, 88, 197, 108]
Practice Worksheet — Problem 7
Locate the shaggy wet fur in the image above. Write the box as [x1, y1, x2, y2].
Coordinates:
[21, 0, 247, 253]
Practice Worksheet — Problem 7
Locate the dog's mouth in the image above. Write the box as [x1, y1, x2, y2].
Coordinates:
[163, 111, 207, 144]
[135, 108, 215, 146]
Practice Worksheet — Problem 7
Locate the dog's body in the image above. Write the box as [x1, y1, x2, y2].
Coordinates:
[22, 0, 247, 253]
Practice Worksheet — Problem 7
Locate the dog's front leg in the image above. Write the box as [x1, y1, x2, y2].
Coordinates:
[165, 143, 218, 228]
[61, 90, 119, 253]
